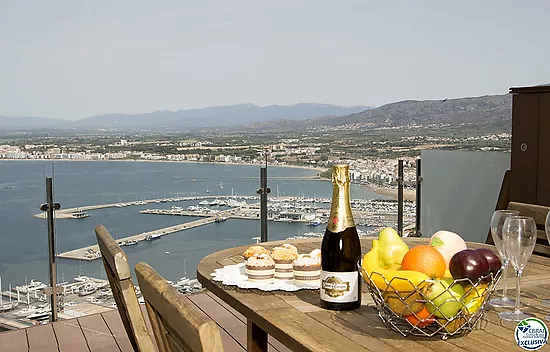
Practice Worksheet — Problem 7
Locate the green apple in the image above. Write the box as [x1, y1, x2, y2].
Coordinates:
[423, 278, 465, 319]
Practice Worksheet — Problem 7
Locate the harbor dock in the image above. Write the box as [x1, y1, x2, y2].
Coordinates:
[54, 196, 414, 261]
[0, 274, 204, 329]
[32, 195, 259, 219]
[57, 209, 235, 261]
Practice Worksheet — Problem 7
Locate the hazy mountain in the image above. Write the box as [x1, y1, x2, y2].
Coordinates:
[0, 103, 372, 131]
[321, 94, 511, 127]
[0, 116, 67, 130]
[74, 103, 371, 130]
[1, 95, 512, 132]
[248, 94, 512, 131]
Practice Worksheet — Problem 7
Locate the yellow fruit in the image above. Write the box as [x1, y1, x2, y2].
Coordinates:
[438, 315, 468, 334]
[383, 290, 424, 316]
[361, 240, 430, 292]
[463, 284, 488, 315]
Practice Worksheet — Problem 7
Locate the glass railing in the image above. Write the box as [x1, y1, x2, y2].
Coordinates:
[420, 150, 510, 243]
[1, 159, 395, 290]
[0, 161, 51, 295]
[0, 157, 422, 323]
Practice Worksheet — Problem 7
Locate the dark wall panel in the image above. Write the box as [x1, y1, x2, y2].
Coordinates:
[510, 93, 539, 203]
[537, 93, 550, 206]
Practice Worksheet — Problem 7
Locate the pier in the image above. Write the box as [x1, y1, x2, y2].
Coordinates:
[33, 195, 259, 219]
[57, 208, 235, 261]
[54, 196, 414, 261]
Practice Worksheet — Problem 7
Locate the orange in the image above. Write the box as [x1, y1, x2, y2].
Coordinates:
[401, 245, 446, 278]
[405, 307, 436, 327]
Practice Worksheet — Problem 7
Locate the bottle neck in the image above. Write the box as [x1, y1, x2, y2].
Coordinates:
[327, 182, 355, 233]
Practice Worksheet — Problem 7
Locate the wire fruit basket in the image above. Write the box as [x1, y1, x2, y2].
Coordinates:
[358, 262, 502, 340]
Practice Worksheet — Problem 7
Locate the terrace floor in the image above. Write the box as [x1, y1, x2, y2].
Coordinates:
[0, 291, 291, 351]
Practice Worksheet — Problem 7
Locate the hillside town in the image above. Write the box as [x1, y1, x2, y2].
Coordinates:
[0, 140, 419, 188]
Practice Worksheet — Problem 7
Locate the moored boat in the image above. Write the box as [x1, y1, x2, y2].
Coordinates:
[145, 234, 161, 241]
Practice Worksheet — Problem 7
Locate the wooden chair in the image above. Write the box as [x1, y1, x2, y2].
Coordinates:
[95, 224, 157, 352]
[507, 202, 550, 257]
[135, 262, 224, 352]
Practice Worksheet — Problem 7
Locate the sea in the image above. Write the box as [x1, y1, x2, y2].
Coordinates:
[0, 160, 389, 288]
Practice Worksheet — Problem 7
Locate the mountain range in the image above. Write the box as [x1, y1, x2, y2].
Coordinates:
[0, 103, 371, 131]
[0, 94, 512, 132]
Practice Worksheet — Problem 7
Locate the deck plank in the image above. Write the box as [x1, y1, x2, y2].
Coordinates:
[100, 310, 134, 352]
[0, 328, 27, 351]
[78, 313, 120, 352]
[26, 324, 58, 351]
[206, 291, 247, 322]
[188, 293, 246, 351]
[52, 317, 90, 352]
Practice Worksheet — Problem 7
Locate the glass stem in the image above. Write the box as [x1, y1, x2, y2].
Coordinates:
[502, 262, 508, 299]
[514, 269, 522, 313]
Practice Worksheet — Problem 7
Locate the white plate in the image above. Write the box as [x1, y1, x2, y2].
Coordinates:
[211, 263, 319, 292]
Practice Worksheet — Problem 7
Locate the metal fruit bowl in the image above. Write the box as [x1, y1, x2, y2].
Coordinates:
[358, 262, 502, 340]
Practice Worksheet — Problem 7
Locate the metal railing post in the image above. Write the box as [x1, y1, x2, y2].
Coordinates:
[40, 177, 60, 322]
[415, 159, 422, 237]
[256, 153, 270, 242]
[397, 160, 404, 236]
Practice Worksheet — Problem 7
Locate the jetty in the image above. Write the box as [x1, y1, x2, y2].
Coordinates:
[57, 208, 235, 261]
[33, 195, 259, 219]
[54, 196, 413, 261]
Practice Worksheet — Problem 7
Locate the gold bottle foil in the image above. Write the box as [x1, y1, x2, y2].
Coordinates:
[327, 164, 355, 232]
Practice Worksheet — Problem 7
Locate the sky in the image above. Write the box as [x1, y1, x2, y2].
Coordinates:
[1, 0, 549, 120]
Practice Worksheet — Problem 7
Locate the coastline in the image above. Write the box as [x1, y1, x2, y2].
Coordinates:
[0, 158, 326, 173]
[1, 158, 416, 200]
[1, 159, 416, 200]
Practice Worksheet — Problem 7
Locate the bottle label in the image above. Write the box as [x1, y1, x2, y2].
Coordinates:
[320, 270, 359, 303]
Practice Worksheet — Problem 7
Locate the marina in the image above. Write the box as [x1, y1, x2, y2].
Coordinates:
[56, 211, 233, 261]
[32, 195, 259, 219]
[55, 196, 415, 261]
[1, 160, 401, 292]
[0, 274, 203, 330]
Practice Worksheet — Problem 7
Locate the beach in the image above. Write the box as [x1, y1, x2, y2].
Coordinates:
[362, 184, 416, 201]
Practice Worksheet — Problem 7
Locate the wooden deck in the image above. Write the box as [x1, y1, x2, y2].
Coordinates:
[0, 292, 291, 351]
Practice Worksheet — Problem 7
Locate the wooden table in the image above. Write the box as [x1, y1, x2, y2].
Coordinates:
[197, 237, 550, 352]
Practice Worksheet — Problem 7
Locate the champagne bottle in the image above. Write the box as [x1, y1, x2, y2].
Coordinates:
[320, 164, 361, 310]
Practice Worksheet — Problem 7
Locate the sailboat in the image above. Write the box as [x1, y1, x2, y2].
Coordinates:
[219, 182, 224, 190]
[0, 279, 17, 312]
[205, 186, 210, 194]
[175, 260, 190, 288]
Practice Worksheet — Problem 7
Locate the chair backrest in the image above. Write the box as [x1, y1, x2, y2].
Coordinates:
[507, 202, 550, 257]
[95, 225, 156, 352]
[135, 262, 224, 352]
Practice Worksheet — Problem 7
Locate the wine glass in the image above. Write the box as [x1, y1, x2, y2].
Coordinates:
[488, 210, 519, 308]
[498, 216, 537, 321]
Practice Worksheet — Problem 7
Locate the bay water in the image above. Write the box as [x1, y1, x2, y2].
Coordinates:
[0, 160, 387, 287]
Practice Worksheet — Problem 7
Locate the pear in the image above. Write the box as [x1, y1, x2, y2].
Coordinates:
[378, 228, 409, 268]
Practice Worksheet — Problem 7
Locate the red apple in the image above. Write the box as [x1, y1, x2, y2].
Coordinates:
[449, 249, 490, 285]
[475, 248, 501, 280]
